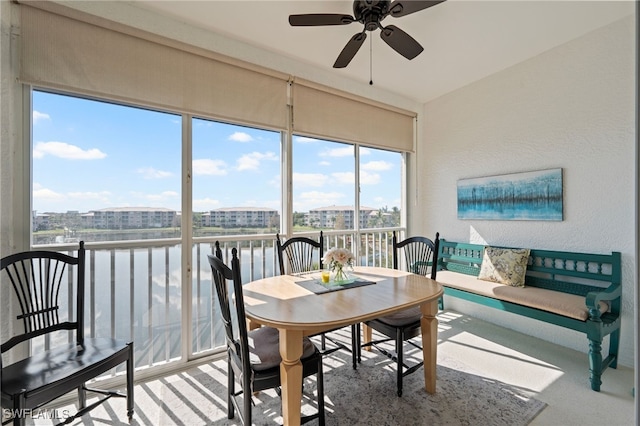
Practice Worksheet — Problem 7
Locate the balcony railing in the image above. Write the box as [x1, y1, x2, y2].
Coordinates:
[29, 228, 401, 376]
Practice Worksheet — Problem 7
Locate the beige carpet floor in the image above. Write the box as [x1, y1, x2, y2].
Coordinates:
[157, 346, 546, 425]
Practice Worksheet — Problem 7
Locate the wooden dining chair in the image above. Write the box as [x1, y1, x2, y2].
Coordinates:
[208, 245, 325, 425]
[276, 231, 324, 275]
[361, 231, 440, 396]
[1, 241, 134, 426]
[276, 232, 359, 369]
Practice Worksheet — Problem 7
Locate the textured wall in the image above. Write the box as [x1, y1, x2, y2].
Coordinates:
[420, 16, 636, 367]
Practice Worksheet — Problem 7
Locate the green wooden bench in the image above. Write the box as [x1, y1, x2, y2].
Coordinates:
[435, 239, 622, 391]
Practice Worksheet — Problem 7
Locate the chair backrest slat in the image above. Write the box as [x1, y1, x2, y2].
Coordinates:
[393, 232, 440, 279]
[276, 231, 323, 275]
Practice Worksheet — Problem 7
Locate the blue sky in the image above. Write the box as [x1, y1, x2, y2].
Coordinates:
[32, 90, 401, 214]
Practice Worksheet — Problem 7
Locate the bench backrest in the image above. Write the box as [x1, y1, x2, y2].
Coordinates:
[437, 239, 621, 299]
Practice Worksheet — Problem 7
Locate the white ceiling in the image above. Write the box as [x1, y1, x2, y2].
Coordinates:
[129, 0, 634, 104]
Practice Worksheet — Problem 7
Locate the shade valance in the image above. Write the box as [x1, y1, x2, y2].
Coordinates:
[19, 2, 416, 152]
[19, 3, 289, 130]
[292, 79, 416, 152]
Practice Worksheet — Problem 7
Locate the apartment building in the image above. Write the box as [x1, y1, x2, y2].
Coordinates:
[203, 207, 280, 228]
[82, 207, 178, 229]
[307, 206, 377, 229]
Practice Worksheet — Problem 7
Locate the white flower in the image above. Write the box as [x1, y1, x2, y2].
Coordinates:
[323, 248, 355, 271]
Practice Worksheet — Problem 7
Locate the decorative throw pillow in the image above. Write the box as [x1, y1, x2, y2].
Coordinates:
[477, 246, 530, 287]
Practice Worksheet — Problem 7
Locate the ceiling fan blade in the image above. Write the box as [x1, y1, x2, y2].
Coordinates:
[289, 14, 355, 26]
[388, 1, 446, 18]
[333, 32, 367, 68]
[380, 25, 424, 60]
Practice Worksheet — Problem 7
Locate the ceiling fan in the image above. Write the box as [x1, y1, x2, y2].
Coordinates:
[289, 0, 446, 68]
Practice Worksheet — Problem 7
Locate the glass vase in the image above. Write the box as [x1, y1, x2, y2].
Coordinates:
[331, 263, 351, 283]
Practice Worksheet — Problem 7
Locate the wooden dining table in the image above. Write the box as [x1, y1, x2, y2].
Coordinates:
[242, 265, 444, 426]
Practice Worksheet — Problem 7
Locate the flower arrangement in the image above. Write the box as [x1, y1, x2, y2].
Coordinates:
[323, 248, 355, 283]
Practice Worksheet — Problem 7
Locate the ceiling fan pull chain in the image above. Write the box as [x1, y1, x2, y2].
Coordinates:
[369, 34, 373, 85]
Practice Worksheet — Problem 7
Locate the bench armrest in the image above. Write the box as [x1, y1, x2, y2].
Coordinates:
[585, 283, 621, 320]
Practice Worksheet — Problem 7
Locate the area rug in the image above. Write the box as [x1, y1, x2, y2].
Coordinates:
[159, 344, 546, 426]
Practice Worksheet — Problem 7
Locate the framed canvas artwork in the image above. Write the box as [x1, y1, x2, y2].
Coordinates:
[457, 168, 563, 221]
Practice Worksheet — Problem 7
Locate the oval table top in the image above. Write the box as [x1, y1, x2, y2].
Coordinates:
[242, 266, 443, 333]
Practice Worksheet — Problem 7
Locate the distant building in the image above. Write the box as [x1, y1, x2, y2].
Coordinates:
[33, 212, 51, 231]
[306, 205, 376, 229]
[82, 207, 178, 229]
[205, 207, 279, 228]
[33, 210, 82, 231]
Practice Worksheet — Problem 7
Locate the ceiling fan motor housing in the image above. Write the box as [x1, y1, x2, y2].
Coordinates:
[354, 0, 391, 31]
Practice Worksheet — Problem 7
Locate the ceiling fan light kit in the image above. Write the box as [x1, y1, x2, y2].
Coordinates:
[289, 0, 446, 69]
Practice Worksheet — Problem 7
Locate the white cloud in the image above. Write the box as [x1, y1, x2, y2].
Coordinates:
[194, 120, 213, 127]
[299, 190, 343, 202]
[293, 190, 344, 212]
[321, 146, 354, 157]
[229, 132, 253, 142]
[293, 172, 328, 188]
[362, 160, 393, 171]
[331, 171, 355, 185]
[33, 141, 107, 160]
[359, 170, 381, 185]
[236, 151, 277, 171]
[145, 191, 179, 202]
[318, 160, 331, 166]
[268, 174, 281, 189]
[137, 167, 173, 179]
[33, 111, 51, 124]
[193, 197, 221, 212]
[33, 185, 113, 211]
[67, 191, 112, 204]
[263, 199, 281, 210]
[193, 159, 227, 176]
[293, 136, 319, 143]
[33, 187, 65, 201]
[124, 191, 179, 208]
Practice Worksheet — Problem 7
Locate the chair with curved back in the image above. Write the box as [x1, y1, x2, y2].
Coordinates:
[361, 231, 440, 396]
[1, 241, 134, 426]
[276, 231, 324, 275]
[276, 232, 359, 369]
[208, 242, 325, 425]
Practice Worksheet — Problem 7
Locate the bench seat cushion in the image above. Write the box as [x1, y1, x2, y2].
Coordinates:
[437, 270, 609, 321]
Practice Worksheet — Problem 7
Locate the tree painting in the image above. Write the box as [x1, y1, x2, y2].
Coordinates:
[457, 169, 563, 221]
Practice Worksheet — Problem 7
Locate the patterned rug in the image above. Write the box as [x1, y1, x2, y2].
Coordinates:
[159, 338, 547, 425]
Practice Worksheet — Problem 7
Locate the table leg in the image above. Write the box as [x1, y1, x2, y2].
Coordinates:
[420, 299, 439, 394]
[362, 323, 373, 351]
[246, 318, 261, 330]
[279, 329, 303, 426]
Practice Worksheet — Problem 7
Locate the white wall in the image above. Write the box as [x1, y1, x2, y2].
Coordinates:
[419, 16, 636, 368]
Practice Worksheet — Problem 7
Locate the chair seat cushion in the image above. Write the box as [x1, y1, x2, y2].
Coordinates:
[247, 327, 316, 371]
[375, 305, 422, 327]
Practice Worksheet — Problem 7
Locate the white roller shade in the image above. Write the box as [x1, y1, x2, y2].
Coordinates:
[19, 4, 288, 129]
[292, 80, 416, 152]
